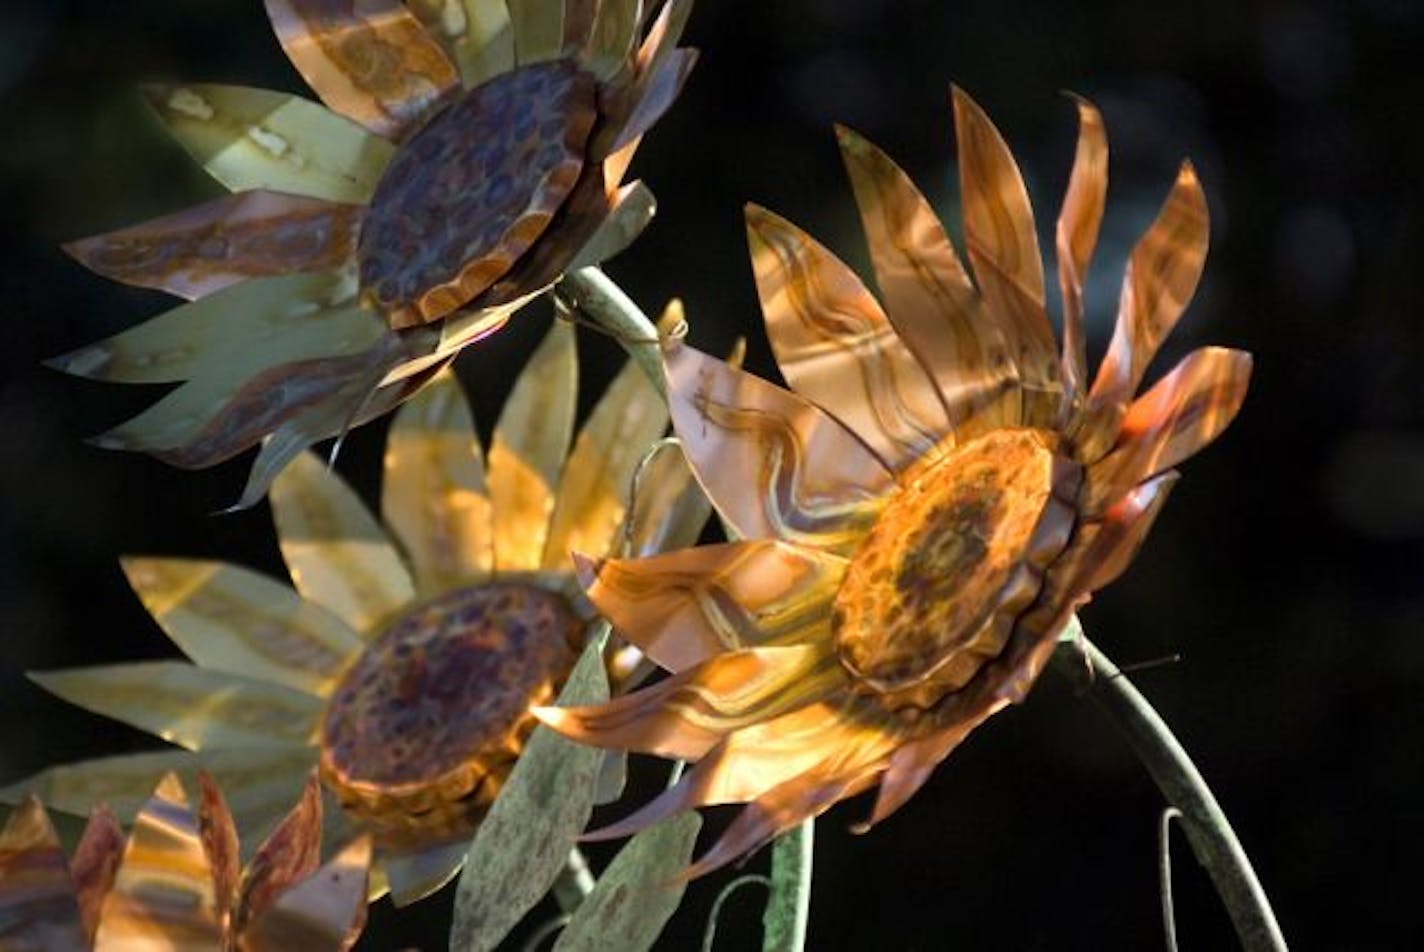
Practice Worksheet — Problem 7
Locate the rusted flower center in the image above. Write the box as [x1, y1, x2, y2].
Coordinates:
[320, 581, 582, 849]
[832, 429, 1080, 711]
[357, 60, 598, 329]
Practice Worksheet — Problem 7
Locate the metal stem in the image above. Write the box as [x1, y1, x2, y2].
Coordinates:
[761, 820, 814, 952]
[555, 267, 665, 394]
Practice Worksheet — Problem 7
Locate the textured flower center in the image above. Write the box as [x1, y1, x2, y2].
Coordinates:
[357, 60, 597, 329]
[320, 581, 581, 848]
[832, 429, 1080, 711]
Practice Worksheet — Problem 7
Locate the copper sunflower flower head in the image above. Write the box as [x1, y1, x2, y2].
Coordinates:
[534, 88, 1253, 874]
[53, 0, 697, 506]
[0, 772, 370, 950]
[5, 318, 707, 904]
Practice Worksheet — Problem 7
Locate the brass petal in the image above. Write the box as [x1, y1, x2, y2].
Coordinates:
[240, 836, 371, 951]
[1055, 97, 1108, 413]
[405, 0, 515, 89]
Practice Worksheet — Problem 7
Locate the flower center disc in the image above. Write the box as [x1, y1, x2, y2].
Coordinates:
[357, 60, 597, 329]
[832, 429, 1078, 710]
[320, 581, 581, 847]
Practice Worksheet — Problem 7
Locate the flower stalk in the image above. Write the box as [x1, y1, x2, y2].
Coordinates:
[557, 267, 666, 394]
[1052, 620, 1287, 951]
[762, 820, 815, 952]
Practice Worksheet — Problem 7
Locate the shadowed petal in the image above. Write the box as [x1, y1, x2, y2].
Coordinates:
[71, 807, 125, 941]
[1071, 472, 1179, 595]
[195, 773, 240, 921]
[1081, 161, 1210, 459]
[1084, 347, 1251, 511]
[566, 180, 657, 270]
[63, 190, 361, 301]
[488, 319, 577, 571]
[143, 83, 394, 203]
[636, 0, 693, 72]
[508, 0, 565, 64]
[240, 836, 371, 951]
[575, 539, 845, 672]
[270, 451, 416, 636]
[29, 663, 322, 751]
[93, 775, 223, 949]
[122, 557, 364, 698]
[406, 0, 514, 88]
[265, 0, 460, 139]
[533, 645, 836, 761]
[666, 342, 893, 554]
[0, 797, 87, 948]
[1055, 97, 1108, 413]
[619, 434, 711, 562]
[749, 203, 951, 470]
[381, 367, 494, 594]
[835, 124, 1018, 438]
[600, 48, 698, 156]
[853, 719, 981, 834]
[580, 0, 642, 80]
[952, 86, 1061, 425]
[381, 840, 467, 908]
[233, 773, 322, 935]
[541, 353, 668, 571]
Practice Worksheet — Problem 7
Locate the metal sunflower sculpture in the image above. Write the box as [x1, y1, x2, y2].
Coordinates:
[53, 0, 696, 506]
[534, 88, 1254, 875]
[4, 319, 703, 904]
[0, 771, 370, 950]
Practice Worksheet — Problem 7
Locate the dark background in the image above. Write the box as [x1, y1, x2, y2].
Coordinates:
[2, 0, 1421, 948]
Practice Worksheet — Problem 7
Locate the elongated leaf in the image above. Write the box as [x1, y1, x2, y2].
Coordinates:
[449, 627, 610, 952]
[552, 813, 702, 952]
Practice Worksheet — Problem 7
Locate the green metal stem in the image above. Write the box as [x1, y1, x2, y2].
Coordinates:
[761, 820, 814, 952]
[556, 267, 665, 395]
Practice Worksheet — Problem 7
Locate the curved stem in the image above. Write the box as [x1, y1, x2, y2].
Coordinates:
[549, 847, 595, 915]
[1052, 624, 1286, 951]
[761, 820, 814, 952]
[555, 267, 665, 395]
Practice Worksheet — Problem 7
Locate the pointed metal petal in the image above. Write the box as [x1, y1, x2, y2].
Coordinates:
[580, 0, 642, 80]
[488, 319, 577, 571]
[195, 773, 241, 920]
[1055, 96, 1108, 414]
[1071, 471, 1179, 595]
[406, 0, 515, 88]
[566, 180, 657, 270]
[508, 0, 566, 64]
[71, 806, 125, 941]
[234, 773, 322, 933]
[382, 839, 467, 907]
[143, 83, 395, 202]
[0, 796, 87, 948]
[270, 451, 415, 636]
[239, 835, 371, 951]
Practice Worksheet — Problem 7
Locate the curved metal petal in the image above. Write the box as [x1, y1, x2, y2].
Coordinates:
[29, 663, 323, 752]
[143, 83, 394, 203]
[488, 319, 578, 571]
[121, 557, 364, 698]
[71, 807, 125, 942]
[1070, 471, 1179, 595]
[508, 0, 566, 64]
[270, 451, 416, 636]
[749, 203, 951, 471]
[0, 797, 87, 949]
[405, 0, 514, 88]
[574, 539, 845, 672]
[952, 86, 1061, 426]
[63, 190, 361, 302]
[541, 353, 668, 572]
[835, 124, 1017, 439]
[1055, 97, 1108, 415]
[233, 774, 322, 935]
[381, 367, 494, 594]
[264, 0, 460, 140]
[240, 836, 371, 951]
[665, 342, 893, 554]
[581, 0, 642, 80]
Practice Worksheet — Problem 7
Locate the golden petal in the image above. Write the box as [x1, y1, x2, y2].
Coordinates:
[93, 775, 223, 950]
[1055, 97, 1108, 411]
[952, 86, 1061, 426]
[0, 796, 87, 949]
[29, 662, 323, 752]
[576, 539, 845, 672]
[381, 367, 494, 595]
[195, 773, 241, 920]
[264, 0, 460, 139]
[488, 319, 577, 571]
[748, 203, 952, 471]
[636, 0, 693, 72]
[122, 557, 364, 698]
[1071, 471, 1179, 595]
[143, 83, 394, 203]
[1081, 161, 1210, 459]
[63, 190, 362, 302]
[835, 124, 1018, 439]
[541, 353, 668, 572]
[233, 774, 322, 935]
[0, 749, 319, 846]
[1084, 347, 1251, 512]
[533, 644, 835, 761]
[581, 0, 642, 79]
[270, 451, 416, 636]
[405, 0, 515, 88]
[508, 0, 566, 64]
[665, 342, 893, 555]
[48, 270, 376, 385]
[239, 836, 371, 951]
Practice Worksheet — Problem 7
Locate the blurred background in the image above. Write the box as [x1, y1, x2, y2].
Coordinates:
[1, 0, 1420, 948]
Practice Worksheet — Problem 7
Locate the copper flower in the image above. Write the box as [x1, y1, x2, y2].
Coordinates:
[0, 772, 370, 950]
[534, 89, 1253, 874]
[53, 0, 696, 505]
[5, 318, 703, 903]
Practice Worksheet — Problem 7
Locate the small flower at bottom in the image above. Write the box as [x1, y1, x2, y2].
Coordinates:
[532, 87, 1253, 875]
[4, 318, 705, 904]
[0, 771, 371, 950]
[52, 0, 698, 506]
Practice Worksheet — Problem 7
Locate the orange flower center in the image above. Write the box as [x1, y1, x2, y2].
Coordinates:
[319, 581, 582, 850]
[832, 429, 1081, 711]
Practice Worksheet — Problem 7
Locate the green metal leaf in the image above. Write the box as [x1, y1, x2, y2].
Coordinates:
[448, 625, 610, 952]
[553, 812, 702, 952]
